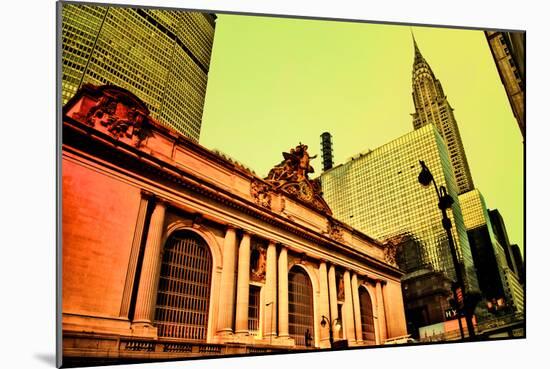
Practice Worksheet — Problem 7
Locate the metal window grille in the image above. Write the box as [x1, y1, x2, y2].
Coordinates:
[288, 267, 314, 347]
[359, 288, 376, 344]
[248, 286, 260, 334]
[154, 232, 212, 341]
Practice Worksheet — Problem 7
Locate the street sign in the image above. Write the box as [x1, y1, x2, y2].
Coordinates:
[444, 308, 459, 320]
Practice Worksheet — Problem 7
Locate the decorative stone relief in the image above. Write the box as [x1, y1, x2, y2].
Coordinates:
[382, 234, 405, 267]
[265, 143, 333, 215]
[250, 179, 271, 209]
[384, 242, 398, 266]
[250, 243, 267, 283]
[327, 219, 344, 242]
[80, 85, 153, 148]
[337, 273, 345, 301]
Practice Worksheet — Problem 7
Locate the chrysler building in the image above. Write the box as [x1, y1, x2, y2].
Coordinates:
[411, 35, 474, 194]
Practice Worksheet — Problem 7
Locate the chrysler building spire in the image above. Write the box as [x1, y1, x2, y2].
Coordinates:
[410, 36, 474, 194]
[412, 30, 423, 64]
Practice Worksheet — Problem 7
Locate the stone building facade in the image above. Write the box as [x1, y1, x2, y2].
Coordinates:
[61, 85, 407, 365]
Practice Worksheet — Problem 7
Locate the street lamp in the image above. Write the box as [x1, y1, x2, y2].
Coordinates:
[320, 315, 341, 348]
[417, 160, 476, 341]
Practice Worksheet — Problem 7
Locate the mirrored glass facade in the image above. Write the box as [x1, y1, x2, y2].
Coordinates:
[61, 3, 216, 141]
[320, 124, 479, 292]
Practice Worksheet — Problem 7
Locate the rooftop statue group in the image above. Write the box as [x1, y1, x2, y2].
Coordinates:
[266, 143, 317, 189]
[262, 143, 332, 216]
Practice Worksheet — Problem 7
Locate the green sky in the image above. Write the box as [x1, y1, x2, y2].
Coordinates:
[200, 14, 524, 254]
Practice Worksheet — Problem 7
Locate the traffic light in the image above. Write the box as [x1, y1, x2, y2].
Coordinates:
[456, 287, 463, 305]
[451, 282, 464, 309]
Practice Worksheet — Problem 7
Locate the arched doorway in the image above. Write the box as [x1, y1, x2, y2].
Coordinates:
[154, 231, 212, 341]
[359, 287, 376, 344]
[288, 266, 315, 347]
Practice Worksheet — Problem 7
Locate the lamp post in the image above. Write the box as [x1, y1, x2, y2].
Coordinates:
[417, 160, 476, 341]
[320, 315, 341, 348]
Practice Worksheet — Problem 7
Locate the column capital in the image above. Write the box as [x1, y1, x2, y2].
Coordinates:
[154, 196, 170, 208]
[227, 223, 238, 230]
[278, 243, 289, 251]
[140, 189, 155, 199]
[364, 274, 386, 286]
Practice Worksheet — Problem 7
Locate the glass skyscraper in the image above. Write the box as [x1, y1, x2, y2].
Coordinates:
[411, 37, 474, 194]
[320, 124, 479, 292]
[60, 3, 216, 141]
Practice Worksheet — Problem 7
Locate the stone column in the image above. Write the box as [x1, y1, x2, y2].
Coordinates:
[120, 191, 151, 318]
[235, 231, 251, 335]
[368, 283, 380, 345]
[264, 241, 277, 337]
[217, 226, 238, 334]
[278, 245, 289, 338]
[376, 280, 387, 343]
[318, 261, 331, 346]
[133, 199, 167, 325]
[351, 273, 363, 344]
[343, 270, 356, 343]
[328, 264, 339, 338]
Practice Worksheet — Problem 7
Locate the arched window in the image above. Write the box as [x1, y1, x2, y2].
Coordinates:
[288, 266, 314, 347]
[154, 231, 212, 341]
[359, 287, 376, 344]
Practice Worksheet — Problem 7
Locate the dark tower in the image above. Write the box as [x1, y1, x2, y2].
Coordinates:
[320, 132, 334, 171]
[510, 244, 525, 284]
[488, 209, 519, 275]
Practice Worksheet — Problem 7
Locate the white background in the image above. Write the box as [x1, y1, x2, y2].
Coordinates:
[0, 0, 545, 368]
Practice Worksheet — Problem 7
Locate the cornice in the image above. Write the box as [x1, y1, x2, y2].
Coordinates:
[62, 116, 402, 278]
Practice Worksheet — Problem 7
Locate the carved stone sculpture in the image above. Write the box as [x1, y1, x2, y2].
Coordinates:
[80, 84, 152, 148]
[337, 274, 345, 301]
[265, 143, 332, 215]
[327, 218, 344, 242]
[250, 179, 271, 209]
[382, 234, 406, 267]
[250, 245, 267, 282]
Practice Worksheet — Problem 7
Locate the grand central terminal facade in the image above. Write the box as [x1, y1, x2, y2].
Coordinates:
[61, 85, 407, 364]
